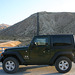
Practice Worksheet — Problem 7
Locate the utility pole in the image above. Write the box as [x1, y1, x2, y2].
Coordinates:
[37, 13, 39, 36]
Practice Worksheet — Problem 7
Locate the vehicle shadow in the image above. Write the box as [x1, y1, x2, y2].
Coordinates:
[18, 65, 49, 72]
[0, 65, 65, 75]
[42, 72, 64, 75]
[16, 65, 64, 75]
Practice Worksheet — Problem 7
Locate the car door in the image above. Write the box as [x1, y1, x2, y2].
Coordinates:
[29, 36, 51, 65]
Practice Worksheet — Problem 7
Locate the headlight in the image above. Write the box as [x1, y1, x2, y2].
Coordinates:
[2, 49, 5, 53]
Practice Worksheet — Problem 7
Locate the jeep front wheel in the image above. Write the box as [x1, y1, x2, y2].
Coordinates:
[3, 57, 19, 74]
[55, 56, 72, 73]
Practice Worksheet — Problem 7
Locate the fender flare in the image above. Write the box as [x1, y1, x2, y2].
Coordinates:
[50, 51, 73, 65]
[2, 51, 25, 64]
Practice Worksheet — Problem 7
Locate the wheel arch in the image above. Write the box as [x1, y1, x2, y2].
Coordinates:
[2, 51, 25, 64]
[50, 51, 73, 65]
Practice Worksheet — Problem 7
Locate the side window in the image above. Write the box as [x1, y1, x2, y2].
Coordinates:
[52, 36, 72, 47]
[34, 37, 48, 45]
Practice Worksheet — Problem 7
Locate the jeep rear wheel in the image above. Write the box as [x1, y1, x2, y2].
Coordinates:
[3, 57, 19, 74]
[55, 56, 72, 73]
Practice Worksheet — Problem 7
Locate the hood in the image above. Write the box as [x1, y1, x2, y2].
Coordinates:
[5, 45, 29, 51]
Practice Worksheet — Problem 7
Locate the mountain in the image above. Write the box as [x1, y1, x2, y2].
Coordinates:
[0, 14, 37, 40]
[0, 24, 9, 30]
[0, 12, 75, 41]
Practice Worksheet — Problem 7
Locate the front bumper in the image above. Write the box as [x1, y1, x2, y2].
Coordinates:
[0, 56, 3, 62]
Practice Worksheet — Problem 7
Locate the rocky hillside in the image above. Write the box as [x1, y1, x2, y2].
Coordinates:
[0, 24, 9, 30]
[39, 12, 75, 35]
[0, 14, 37, 40]
[0, 12, 75, 40]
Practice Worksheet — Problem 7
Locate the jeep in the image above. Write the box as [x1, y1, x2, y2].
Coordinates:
[0, 35, 75, 73]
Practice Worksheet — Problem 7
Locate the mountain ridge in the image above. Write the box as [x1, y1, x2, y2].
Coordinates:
[0, 12, 75, 40]
[0, 24, 9, 30]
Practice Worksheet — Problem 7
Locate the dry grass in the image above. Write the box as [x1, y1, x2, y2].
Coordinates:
[0, 41, 21, 53]
[0, 41, 21, 47]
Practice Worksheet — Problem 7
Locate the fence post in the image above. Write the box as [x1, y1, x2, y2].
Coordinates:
[37, 13, 39, 36]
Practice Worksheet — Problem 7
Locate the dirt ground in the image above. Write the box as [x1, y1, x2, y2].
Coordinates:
[0, 62, 75, 75]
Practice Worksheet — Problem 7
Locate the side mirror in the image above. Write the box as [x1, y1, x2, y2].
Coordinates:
[33, 42, 38, 46]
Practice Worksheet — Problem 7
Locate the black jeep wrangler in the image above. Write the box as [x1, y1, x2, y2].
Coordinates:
[0, 35, 75, 73]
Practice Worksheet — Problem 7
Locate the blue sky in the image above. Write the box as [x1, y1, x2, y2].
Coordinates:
[0, 0, 75, 25]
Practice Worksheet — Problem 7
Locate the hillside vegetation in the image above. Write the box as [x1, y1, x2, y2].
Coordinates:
[0, 12, 75, 45]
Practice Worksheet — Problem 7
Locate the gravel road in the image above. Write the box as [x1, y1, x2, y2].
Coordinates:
[0, 62, 75, 75]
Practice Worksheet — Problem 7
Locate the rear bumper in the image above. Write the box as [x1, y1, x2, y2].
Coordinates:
[0, 56, 3, 62]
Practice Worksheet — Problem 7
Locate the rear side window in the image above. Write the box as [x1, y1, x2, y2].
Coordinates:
[52, 36, 72, 47]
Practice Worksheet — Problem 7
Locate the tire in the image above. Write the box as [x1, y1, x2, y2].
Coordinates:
[55, 56, 72, 73]
[2, 57, 19, 74]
